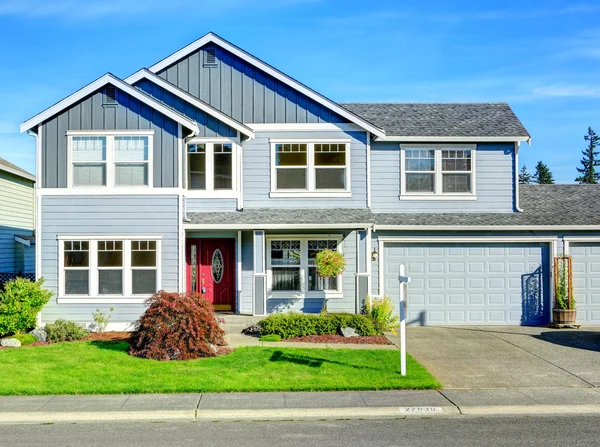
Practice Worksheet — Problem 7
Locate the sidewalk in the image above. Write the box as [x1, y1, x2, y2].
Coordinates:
[2, 388, 600, 424]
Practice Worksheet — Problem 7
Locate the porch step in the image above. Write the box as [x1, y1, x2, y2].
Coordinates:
[216, 314, 263, 333]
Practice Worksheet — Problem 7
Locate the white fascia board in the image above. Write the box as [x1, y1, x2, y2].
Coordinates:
[376, 235, 559, 243]
[377, 135, 531, 143]
[184, 223, 372, 230]
[373, 224, 600, 231]
[0, 164, 35, 182]
[247, 123, 364, 132]
[14, 235, 32, 246]
[125, 69, 255, 139]
[146, 33, 386, 139]
[20, 73, 200, 135]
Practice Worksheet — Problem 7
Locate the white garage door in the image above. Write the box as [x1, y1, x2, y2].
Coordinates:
[570, 243, 600, 324]
[383, 243, 550, 325]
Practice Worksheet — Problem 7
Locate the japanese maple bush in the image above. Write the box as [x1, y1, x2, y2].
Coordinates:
[129, 291, 226, 361]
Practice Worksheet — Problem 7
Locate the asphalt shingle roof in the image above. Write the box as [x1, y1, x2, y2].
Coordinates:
[340, 103, 530, 138]
[0, 157, 35, 181]
[186, 185, 600, 228]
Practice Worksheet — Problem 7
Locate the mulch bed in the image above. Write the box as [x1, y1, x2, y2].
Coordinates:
[283, 334, 392, 345]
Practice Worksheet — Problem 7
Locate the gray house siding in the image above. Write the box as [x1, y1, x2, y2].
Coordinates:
[157, 43, 349, 124]
[370, 142, 515, 213]
[135, 79, 237, 138]
[41, 86, 179, 188]
[39, 195, 179, 325]
[185, 198, 237, 213]
[243, 131, 368, 209]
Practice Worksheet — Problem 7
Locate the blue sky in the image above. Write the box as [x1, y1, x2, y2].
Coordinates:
[1, 0, 599, 182]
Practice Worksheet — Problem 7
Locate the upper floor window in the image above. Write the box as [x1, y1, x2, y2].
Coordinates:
[68, 132, 153, 188]
[187, 141, 236, 194]
[400, 145, 476, 199]
[270, 140, 351, 197]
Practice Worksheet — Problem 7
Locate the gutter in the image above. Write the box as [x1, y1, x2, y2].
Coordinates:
[183, 223, 374, 230]
[373, 224, 600, 231]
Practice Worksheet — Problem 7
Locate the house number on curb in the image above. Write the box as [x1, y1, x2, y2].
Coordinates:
[399, 407, 443, 413]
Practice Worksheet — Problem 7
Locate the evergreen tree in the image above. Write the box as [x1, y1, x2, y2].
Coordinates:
[533, 161, 555, 184]
[575, 127, 600, 184]
[519, 165, 533, 184]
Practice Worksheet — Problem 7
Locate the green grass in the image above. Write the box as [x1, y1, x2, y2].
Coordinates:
[7, 333, 36, 346]
[0, 341, 440, 395]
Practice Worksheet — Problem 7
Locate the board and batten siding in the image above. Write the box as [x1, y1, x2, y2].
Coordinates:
[0, 171, 34, 273]
[41, 86, 179, 189]
[370, 142, 515, 213]
[157, 43, 349, 125]
[39, 195, 179, 325]
[242, 131, 368, 209]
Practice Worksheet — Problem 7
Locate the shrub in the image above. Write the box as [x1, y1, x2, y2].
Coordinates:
[45, 319, 89, 342]
[11, 333, 37, 346]
[92, 307, 114, 333]
[364, 296, 399, 334]
[129, 291, 226, 361]
[258, 312, 379, 339]
[0, 278, 53, 336]
[260, 334, 282, 342]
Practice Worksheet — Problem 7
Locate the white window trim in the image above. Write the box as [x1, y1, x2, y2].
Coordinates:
[184, 139, 240, 199]
[269, 139, 351, 198]
[266, 234, 343, 300]
[400, 144, 477, 200]
[67, 131, 154, 189]
[58, 236, 162, 304]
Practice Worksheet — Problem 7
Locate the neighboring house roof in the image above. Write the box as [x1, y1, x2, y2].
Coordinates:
[341, 103, 531, 142]
[144, 32, 386, 138]
[186, 185, 600, 229]
[0, 156, 35, 182]
[20, 73, 200, 135]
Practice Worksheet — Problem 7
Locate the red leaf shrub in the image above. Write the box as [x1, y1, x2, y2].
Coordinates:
[129, 291, 226, 361]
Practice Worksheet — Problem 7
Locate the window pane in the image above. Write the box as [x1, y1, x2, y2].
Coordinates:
[308, 267, 338, 291]
[275, 143, 307, 166]
[406, 173, 434, 193]
[99, 270, 123, 295]
[74, 164, 106, 186]
[405, 149, 435, 171]
[214, 148, 232, 190]
[272, 268, 301, 291]
[270, 240, 301, 266]
[115, 163, 148, 186]
[98, 251, 123, 267]
[65, 270, 89, 295]
[132, 270, 156, 294]
[276, 168, 306, 189]
[64, 251, 89, 267]
[315, 168, 345, 189]
[188, 152, 206, 189]
[442, 150, 471, 172]
[114, 136, 148, 162]
[72, 137, 106, 162]
[314, 144, 346, 166]
[443, 173, 471, 193]
[132, 251, 156, 267]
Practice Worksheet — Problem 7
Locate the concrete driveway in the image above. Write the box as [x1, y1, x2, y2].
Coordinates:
[404, 326, 600, 389]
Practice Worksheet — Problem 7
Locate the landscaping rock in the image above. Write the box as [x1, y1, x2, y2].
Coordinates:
[339, 327, 359, 337]
[29, 327, 47, 342]
[241, 323, 261, 336]
[1, 338, 21, 347]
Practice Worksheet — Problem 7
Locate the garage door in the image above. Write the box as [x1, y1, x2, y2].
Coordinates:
[570, 243, 600, 324]
[384, 243, 550, 325]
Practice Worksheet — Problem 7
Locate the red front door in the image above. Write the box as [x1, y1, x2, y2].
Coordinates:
[186, 239, 236, 312]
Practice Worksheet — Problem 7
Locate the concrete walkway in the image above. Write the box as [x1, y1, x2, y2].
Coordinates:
[2, 388, 600, 424]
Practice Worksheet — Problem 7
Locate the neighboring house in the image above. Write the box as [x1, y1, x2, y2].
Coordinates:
[0, 157, 35, 284]
[20, 32, 600, 329]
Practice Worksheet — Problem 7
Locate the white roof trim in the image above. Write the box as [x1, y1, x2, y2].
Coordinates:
[14, 235, 33, 246]
[184, 223, 372, 230]
[0, 163, 35, 182]
[125, 69, 255, 139]
[146, 32, 386, 139]
[377, 135, 531, 143]
[20, 73, 200, 135]
[373, 224, 600, 231]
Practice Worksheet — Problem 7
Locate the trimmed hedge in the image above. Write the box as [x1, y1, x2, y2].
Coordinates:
[0, 278, 52, 337]
[259, 313, 379, 339]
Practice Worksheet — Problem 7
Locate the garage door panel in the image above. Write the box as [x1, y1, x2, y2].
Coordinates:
[383, 242, 549, 326]
[571, 243, 600, 324]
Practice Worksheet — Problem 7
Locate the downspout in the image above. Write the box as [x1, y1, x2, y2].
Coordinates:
[514, 141, 524, 212]
[182, 126, 198, 223]
[27, 128, 41, 326]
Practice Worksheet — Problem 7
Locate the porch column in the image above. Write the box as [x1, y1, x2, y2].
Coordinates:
[355, 229, 370, 313]
[252, 230, 267, 316]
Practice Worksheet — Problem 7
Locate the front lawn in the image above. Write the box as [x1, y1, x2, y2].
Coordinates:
[0, 342, 440, 395]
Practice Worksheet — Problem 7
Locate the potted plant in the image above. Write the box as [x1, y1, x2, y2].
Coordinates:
[553, 256, 576, 325]
[315, 249, 346, 278]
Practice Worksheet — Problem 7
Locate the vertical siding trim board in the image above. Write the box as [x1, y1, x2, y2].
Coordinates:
[252, 230, 266, 315]
[237, 230, 242, 314]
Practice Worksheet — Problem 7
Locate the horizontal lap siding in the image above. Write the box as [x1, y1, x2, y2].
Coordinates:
[243, 131, 367, 208]
[40, 195, 179, 325]
[42, 88, 179, 188]
[370, 142, 515, 213]
[185, 198, 237, 212]
[157, 44, 348, 124]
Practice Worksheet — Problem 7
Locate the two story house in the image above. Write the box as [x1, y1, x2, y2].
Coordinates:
[21, 33, 600, 329]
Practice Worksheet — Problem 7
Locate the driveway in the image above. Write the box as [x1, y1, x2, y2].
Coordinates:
[403, 326, 600, 389]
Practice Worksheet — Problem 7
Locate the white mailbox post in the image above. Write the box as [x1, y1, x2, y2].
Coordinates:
[398, 264, 411, 376]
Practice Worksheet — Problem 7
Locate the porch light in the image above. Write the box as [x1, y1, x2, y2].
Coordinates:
[371, 248, 378, 261]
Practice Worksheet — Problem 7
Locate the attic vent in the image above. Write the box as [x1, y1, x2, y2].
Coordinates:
[104, 85, 117, 105]
[204, 48, 217, 66]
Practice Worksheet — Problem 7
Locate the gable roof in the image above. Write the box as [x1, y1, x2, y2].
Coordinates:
[342, 103, 530, 142]
[126, 69, 255, 139]
[20, 73, 200, 135]
[146, 32, 386, 138]
[0, 156, 35, 182]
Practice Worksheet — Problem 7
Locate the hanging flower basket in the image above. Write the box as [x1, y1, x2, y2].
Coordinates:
[315, 249, 346, 278]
